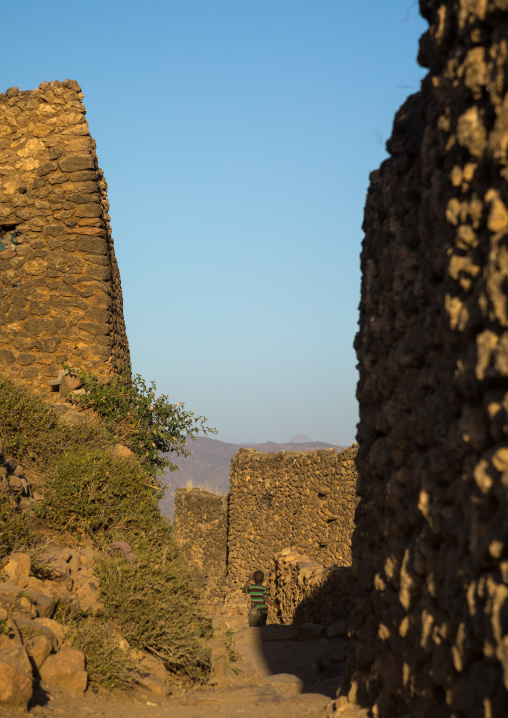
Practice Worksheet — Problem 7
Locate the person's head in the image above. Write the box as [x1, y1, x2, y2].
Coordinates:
[253, 570, 264, 584]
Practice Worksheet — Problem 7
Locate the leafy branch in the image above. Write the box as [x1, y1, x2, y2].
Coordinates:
[62, 365, 216, 473]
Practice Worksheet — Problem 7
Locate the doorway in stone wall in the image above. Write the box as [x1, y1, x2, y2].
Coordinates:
[0, 225, 17, 258]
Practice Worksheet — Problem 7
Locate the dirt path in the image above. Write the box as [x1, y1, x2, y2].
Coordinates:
[4, 625, 369, 718]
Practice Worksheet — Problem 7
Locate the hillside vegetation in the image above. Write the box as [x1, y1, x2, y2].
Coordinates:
[0, 372, 212, 688]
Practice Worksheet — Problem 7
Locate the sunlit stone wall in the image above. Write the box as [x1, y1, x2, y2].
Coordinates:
[173, 488, 228, 604]
[227, 445, 358, 588]
[0, 80, 130, 388]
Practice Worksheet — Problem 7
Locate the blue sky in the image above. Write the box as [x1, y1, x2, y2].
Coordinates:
[3, 1, 427, 445]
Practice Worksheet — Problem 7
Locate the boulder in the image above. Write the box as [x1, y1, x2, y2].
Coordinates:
[130, 648, 170, 695]
[32, 617, 67, 647]
[77, 547, 97, 567]
[60, 410, 86, 425]
[14, 617, 55, 668]
[113, 444, 135, 459]
[26, 633, 53, 671]
[0, 644, 33, 677]
[24, 576, 55, 594]
[209, 653, 243, 687]
[297, 623, 327, 640]
[67, 554, 81, 574]
[4, 553, 31, 585]
[130, 649, 168, 683]
[0, 583, 37, 618]
[25, 589, 57, 619]
[75, 577, 103, 614]
[8, 476, 30, 495]
[59, 372, 84, 393]
[0, 612, 22, 649]
[234, 624, 298, 643]
[38, 549, 71, 580]
[327, 619, 348, 639]
[39, 648, 88, 694]
[0, 655, 33, 710]
[260, 672, 303, 697]
[137, 674, 171, 696]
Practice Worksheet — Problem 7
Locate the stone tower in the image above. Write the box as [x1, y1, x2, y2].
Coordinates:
[0, 80, 130, 389]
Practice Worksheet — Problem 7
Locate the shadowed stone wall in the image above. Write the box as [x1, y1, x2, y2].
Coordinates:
[0, 80, 129, 389]
[267, 548, 354, 627]
[227, 445, 358, 589]
[347, 2, 508, 716]
[173, 488, 228, 604]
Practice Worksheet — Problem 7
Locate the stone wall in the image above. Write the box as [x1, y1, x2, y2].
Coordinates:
[0, 80, 130, 389]
[268, 548, 354, 627]
[347, 2, 508, 716]
[227, 445, 358, 589]
[173, 488, 227, 604]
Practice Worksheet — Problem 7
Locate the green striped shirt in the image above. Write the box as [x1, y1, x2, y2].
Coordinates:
[245, 584, 269, 614]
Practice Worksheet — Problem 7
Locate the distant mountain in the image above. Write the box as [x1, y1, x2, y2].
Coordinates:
[159, 436, 341, 519]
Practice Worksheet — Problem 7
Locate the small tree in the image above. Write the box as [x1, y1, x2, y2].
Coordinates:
[63, 365, 216, 473]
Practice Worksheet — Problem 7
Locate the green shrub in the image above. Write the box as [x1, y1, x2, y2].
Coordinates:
[39, 449, 161, 539]
[95, 529, 211, 681]
[0, 488, 32, 559]
[0, 371, 212, 685]
[0, 374, 111, 468]
[63, 366, 216, 473]
[71, 617, 138, 690]
[54, 603, 138, 690]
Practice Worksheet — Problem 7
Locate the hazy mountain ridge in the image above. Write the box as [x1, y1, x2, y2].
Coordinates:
[159, 436, 341, 519]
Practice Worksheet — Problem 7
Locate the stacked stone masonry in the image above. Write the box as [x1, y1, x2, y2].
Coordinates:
[268, 548, 354, 627]
[227, 445, 358, 589]
[173, 488, 227, 603]
[0, 80, 130, 389]
[172, 446, 358, 616]
[348, 2, 508, 716]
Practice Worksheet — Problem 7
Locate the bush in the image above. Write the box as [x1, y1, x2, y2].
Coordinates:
[0, 489, 32, 559]
[63, 366, 216, 473]
[0, 373, 110, 469]
[54, 603, 138, 690]
[39, 449, 161, 539]
[95, 530, 211, 681]
[0, 371, 212, 685]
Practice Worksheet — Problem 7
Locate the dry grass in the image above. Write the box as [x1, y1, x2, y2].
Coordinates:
[181, 480, 225, 496]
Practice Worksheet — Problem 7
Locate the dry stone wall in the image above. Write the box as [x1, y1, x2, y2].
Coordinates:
[268, 548, 354, 627]
[348, 2, 508, 716]
[173, 488, 227, 603]
[227, 445, 358, 589]
[0, 80, 130, 389]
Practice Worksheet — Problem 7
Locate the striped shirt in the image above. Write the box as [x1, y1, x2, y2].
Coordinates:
[245, 583, 269, 614]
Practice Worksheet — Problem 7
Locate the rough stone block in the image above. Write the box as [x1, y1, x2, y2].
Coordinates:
[24, 590, 57, 619]
[327, 620, 348, 639]
[0, 583, 37, 619]
[4, 553, 31, 585]
[33, 617, 68, 646]
[0, 655, 33, 710]
[59, 155, 93, 172]
[297, 623, 327, 640]
[39, 648, 87, 694]
[59, 372, 84, 392]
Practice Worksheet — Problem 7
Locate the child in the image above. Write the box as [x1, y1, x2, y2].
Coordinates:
[243, 570, 278, 626]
